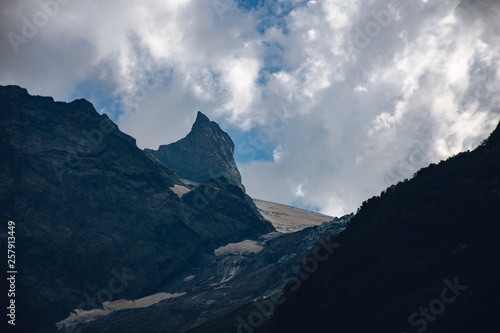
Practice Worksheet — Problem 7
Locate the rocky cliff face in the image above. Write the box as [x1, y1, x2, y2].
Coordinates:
[0, 85, 273, 332]
[145, 111, 244, 190]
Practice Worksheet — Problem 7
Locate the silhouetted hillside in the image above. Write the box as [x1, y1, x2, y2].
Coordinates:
[265, 121, 500, 332]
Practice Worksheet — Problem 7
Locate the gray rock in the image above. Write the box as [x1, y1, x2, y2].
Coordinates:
[145, 111, 244, 191]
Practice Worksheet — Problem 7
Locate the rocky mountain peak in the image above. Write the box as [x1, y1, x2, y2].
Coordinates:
[193, 110, 211, 126]
[146, 111, 244, 190]
[0, 85, 274, 331]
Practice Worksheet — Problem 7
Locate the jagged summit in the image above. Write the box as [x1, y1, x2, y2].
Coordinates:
[146, 111, 244, 190]
[189, 111, 229, 141]
[194, 110, 210, 124]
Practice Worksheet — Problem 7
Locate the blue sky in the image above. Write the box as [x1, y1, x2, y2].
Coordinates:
[1, 0, 500, 215]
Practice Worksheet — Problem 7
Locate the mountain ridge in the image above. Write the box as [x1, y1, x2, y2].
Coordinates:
[187, 120, 500, 333]
[0, 85, 273, 332]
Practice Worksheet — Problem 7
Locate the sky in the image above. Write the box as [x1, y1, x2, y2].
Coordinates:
[1, 0, 500, 216]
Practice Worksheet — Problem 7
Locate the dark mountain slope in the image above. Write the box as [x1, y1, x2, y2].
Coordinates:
[61, 216, 349, 333]
[180, 177, 274, 246]
[265, 121, 500, 332]
[0, 85, 272, 332]
[145, 111, 244, 190]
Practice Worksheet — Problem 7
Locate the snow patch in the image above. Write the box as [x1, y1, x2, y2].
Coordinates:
[56, 292, 186, 330]
[170, 184, 191, 198]
[55, 309, 112, 330]
[103, 292, 186, 310]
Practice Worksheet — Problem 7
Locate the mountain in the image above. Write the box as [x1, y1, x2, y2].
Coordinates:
[258, 121, 500, 332]
[5, 83, 497, 333]
[0, 85, 273, 332]
[55, 214, 350, 333]
[145, 111, 244, 190]
[254, 199, 336, 233]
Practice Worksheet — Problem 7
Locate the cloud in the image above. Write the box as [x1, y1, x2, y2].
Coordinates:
[1, 0, 499, 215]
[239, 0, 500, 215]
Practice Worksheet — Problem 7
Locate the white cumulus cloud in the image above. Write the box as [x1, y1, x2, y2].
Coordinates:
[1, 0, 499, 215]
